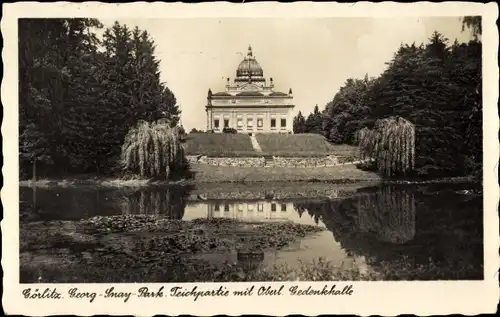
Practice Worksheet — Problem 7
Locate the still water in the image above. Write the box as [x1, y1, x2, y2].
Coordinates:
[19, 182, 483, 281]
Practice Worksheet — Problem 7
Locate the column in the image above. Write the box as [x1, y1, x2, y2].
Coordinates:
[209, 109, 213, 130]
[265, 111, 270, 133]
[206, 109, 210, 131]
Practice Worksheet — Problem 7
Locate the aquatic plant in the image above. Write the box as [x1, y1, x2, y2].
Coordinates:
[358, 116, 415, 177]
[120, 120, 187, 179]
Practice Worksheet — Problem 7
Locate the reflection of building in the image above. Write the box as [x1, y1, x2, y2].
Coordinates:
[196, 201, 325, 228]
[208, 201, 290, 221]
[206, 45, 294, 134]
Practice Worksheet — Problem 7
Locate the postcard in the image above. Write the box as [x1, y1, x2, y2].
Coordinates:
[2, 1, 499, 315]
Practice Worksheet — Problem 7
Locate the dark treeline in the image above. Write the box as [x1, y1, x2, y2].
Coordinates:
[19, 19, 181, 179]
[294, 19, 482, 178]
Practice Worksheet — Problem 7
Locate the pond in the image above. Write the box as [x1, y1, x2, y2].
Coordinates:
[19, 182, 483, 282]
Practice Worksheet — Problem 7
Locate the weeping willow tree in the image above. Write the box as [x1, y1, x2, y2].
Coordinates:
[120, 189, 186, 218]
[356, 186, 416, 244]
[358, 117, 415, 177]
[120, 120, 187, 179]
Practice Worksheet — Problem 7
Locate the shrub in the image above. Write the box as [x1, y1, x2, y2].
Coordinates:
[223, 127, 238, 134]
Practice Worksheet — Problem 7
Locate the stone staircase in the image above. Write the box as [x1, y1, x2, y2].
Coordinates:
[249, 135, 262, 153]
[263, 155, 274, 167]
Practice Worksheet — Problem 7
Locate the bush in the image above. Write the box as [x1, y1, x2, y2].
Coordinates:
[223, 127, 238, 134]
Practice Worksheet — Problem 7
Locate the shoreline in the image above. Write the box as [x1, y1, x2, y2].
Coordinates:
[19, 164, 479, 189]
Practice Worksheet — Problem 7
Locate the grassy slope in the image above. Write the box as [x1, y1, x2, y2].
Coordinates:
[183, 133, 257, 157]
[256, 133, 358, 159]
[256, 133, 333, 153]
[184, 132, 359, 159]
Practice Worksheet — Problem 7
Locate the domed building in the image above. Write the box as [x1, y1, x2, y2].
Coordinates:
[206, 45, 294, 134]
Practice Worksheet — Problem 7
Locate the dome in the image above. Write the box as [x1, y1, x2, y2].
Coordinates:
[236, 45, 264, 77]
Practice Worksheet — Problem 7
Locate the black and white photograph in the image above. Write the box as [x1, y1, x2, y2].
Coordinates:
[2, 2, 498, 316]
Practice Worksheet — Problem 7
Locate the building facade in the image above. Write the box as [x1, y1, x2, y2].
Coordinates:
[206, 45, 295, 134]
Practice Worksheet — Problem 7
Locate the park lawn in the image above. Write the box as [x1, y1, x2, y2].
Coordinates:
[188, 163, 381, 183]
[183, 132, 359, 159]
[255, 133, 358, 159]
[183, 133, 258, 157]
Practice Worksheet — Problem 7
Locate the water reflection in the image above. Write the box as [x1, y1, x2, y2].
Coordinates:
[20, 183, 483, 279]
[183, 200, 326, 227]
[20, 186, 189, 221]
[292, 185, 483, 275]
[294, 187, 416, 246]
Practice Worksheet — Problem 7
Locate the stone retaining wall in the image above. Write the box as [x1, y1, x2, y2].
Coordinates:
[186, 155, 342, 168]
[186, 155, 265, 167]
[270, 155, 339, 167]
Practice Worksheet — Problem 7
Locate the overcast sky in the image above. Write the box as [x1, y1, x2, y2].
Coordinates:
[100, 17, 473, 131]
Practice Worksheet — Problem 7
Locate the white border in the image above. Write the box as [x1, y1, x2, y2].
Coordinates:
[2, 2, 499, 315]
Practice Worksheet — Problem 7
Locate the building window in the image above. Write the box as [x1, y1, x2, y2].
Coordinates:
[281, 118, 286, 128]
[224, 119, 229, 128]
[271, 119, 276, 128]
[271, 203, 276, 212]
[237, 117, 243, 128]
[214, 119, 220, 128]
[281, 204, 287, 212]
[247, 204, 254, 211]
[257, 204, 264, 212]
[238, 204, 244, 212]
[247, 118, 253, 128]
[224, 204, 229, 212]
[214, 204, 220, 211]
[257, 118, 263, 127]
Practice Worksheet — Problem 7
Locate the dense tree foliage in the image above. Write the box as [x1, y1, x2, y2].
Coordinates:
[301, 21, 482, 178]
[19, 19, 181, 179]
[321, 75, 376, 144]
[292, 111, 306, 134]
[189, 128, 204, 134]
[293, 106, 322, 134]
[305, 105, 323, 135]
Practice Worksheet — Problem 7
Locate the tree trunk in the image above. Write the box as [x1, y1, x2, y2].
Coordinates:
[32, 158, 37, 182]
[32, 185, 37, 212]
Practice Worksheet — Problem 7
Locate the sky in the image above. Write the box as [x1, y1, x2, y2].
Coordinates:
[100, 18, 473, 131]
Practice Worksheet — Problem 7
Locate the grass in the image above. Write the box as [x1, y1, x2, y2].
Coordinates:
[183, 133, 257, 157]
[255, 133, 358, 158]
[19, 164, 381, 187]
[184, 132, 359, 158]
[189, 163, 381, 183]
